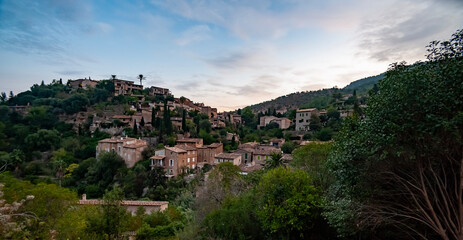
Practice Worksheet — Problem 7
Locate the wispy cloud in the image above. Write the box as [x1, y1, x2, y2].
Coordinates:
[151, 0, 363, 39]
[0, 1, 91, 55]
[56, 70, 86, 76]
[175, 25, 211, 46]
[357, 0, 463, 62]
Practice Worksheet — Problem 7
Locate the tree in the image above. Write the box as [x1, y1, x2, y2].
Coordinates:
[281, 141, 295, 154]
[85, 152, 126, 197]
[0, 92, 6, 103]
[133, 119, 138, 135]
[316, 127, 334, 141]
[50, 148, 73, 187]
[138, 74, 145, 85]
[0, 173, 79, 239]
[256, 167, 323, 239]
[24, 129, 60, 152]
[265, 152, 283, 169]
[62, 94, 89, 114]
[151, 107, 156, 128]
[163, 100, 172, 135]
[9, 149, 25, 177]
[325, 29, 463, 239]
[291, 142, 332, 189]
[182, 109, 187, 132]
[101, 187, 131, 239]
[309, 114, 322, 131]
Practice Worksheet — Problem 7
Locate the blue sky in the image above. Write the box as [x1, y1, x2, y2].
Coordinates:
[0, 0, 462, 111]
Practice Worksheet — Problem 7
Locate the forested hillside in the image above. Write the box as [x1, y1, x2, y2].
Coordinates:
[249, 73, 383, 113]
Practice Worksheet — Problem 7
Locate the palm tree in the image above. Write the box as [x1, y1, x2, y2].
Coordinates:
[265, 152, 283, 169]
[138, 74, 145, 85]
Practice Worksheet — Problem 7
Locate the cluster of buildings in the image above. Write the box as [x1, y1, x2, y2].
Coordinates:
[95, 135, 288, 177]
[66, 76, 230, 132]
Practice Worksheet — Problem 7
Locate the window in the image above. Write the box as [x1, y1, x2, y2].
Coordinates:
[192, 164, 195, 169]
[169, 159, 174, 166]
[245, 153, 248, 159]
[158, 159, 163, 166]
[187, 158, 190, 163]
[192, 158, 195, 162]
[258, 156, 261, 160]
[193, 151, 196, 154]
[188, 151, 190, 155]
[118, 147, 121, 152]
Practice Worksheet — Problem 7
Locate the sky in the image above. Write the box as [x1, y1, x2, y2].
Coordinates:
[0, 0, 462, 111]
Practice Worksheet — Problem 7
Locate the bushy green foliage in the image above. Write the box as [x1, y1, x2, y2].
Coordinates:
[0, 172, 79, 239]
[256, 167, 323, 239]
[325, 29, 463, 239]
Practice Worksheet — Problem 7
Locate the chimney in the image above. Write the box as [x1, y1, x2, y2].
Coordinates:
[82, 194, 87, 200]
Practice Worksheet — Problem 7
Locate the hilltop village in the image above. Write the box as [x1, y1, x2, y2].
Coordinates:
[61, 75, 356, 176]
[0, 73, 364, 238]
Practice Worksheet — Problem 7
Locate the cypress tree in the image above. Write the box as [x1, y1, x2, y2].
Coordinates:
[182, 109, 187, 132]
[133, 119, 138, 135]
[151, 107, 156, 127]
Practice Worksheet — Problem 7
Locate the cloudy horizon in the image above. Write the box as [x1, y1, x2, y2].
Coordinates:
[1, 0, 462, 111]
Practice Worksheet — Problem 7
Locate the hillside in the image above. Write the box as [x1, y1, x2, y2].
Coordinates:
[249, 73, 384, 113]
[343, 73, 385, 92]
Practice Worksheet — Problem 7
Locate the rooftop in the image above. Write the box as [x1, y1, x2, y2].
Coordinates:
[208, 143, 223, 148]
[175, 144, 197, 151]
[215, 153, 242, 159]
[176, 138, 203, 143]
[79, 199, 169, 206]
[165, 146, 187, 153]
[296, 108, 318, 112]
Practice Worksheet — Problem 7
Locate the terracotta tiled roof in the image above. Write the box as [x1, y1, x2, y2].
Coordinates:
[79, 199, 168, 206]
[175, 144, 196, 151]
[240, 164, 263, 172]
[165, 146, 187, 153]
[296, 108, 317, 112]
[254, 148, 281, 155]
[112, 115, 132, 119]
[215, 153, 241, 159]
[177, 138, 202, 143]
[208, 143, 223, 148]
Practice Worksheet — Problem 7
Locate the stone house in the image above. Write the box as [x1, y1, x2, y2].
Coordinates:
[270, 117, 291, 129]
[96, 137, 148, 167]
[253, 148, 282, 166]
[79, 194, 168, 216]
[295, 108, 320, 131]
[176, 138, 203, 148]
[214, 153, 242, 166]
[259, 116, 278, 128]
[197, 142, 223, 164]
[156, 145, 198, 177]
[112, 78, 143, 96]
[151, 138, 223, 176]
[149, 86, 172, 97]
[234, 148, 254, 165]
